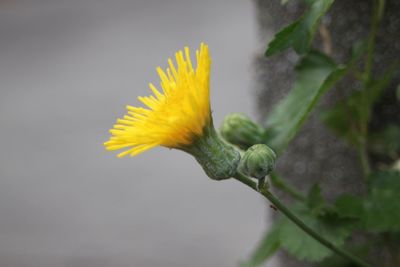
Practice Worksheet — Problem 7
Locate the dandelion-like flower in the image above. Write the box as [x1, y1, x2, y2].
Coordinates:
[104, 43, 211, 157]
[104, 43, 240, 180]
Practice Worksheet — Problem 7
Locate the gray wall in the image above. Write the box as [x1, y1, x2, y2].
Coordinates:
[0, 1, 277, 266]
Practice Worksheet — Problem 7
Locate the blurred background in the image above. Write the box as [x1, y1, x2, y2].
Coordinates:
[0, 0, 276, 266]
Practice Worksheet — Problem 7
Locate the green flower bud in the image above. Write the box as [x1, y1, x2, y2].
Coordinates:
[181, 125, 241, 181]
[220, 113, 265, 150]
[239, 144, 276, 179]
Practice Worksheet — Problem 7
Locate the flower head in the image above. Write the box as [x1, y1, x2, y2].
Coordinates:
[104, 43, 240, 180]
[104, 43, 211, 157]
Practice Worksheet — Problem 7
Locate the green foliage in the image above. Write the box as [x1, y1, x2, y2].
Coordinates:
[334, 194, 364, 220]
[307, 183, 326, 215]
[245, 0, 398, 265]
[266, 0, 335, 56]
[363, 170, 400, 232]
[244, 187, 357, 266]
[277, 187, 355, 262]
[320, 100, 360, 145]
[279, 203, 353, 262]
[240, 223, 281, 267]
[332, 171, 400, 233]
[264, 51, 347, 153]
[321, 68, 396, 145]
[243, 205, 353, 265]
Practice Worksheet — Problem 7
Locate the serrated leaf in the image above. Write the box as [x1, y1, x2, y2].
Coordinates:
[241, 223, 281, 267]
[266, 0, 335, 56]
[264, 51, 347, 153]
[279, 204, 352, 262]
[364, 170, 400, 232]
[321, 67, 396, 145]
[265, 21, 301, 57]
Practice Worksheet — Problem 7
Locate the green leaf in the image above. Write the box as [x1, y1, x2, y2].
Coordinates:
[265, 21, 301, 57]
[334, 194, 364, 219]
[321, 67, 396, 145]
[320, 101, 361, 145]
[266, 0, 335, 56]
[279, 204, 352, 262]
[240, 223, 281, 267]
[364, 170, 400, 232]
[307, 183, 326, 215]
[334, 171, 400, 233]
[264, 51, 346, 153]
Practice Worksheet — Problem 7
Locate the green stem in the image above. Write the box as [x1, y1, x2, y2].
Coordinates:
[270, 173, 306, 201]
[359, 146, 371, 178]
[233, 172, 372, 267]
[364, 0, 381, 84]
[359, 0, 385, 177]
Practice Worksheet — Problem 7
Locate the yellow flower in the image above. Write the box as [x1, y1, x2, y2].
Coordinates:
[104, 43, 241, 180]
[104, 43, 212, 157]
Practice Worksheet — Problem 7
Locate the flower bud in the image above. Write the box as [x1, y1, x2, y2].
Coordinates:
[220, 113, 265, 150]
[239, 144, 276, 179]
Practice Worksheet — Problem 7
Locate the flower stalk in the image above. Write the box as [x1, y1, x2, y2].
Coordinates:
[233, 171, 372, 267]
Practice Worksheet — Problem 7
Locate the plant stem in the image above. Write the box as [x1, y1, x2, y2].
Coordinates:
[233, 172, 372, 267]
[359, 147, 371, 177]
[270, 173, 306, 201]
[364, 0, 381, 84]
[359, 0, 385, 178]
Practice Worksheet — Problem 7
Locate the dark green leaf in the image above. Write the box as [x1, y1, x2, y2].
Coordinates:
[307, 183, 326, 215]
[279, 204, 353, 262]
[334, 194, 364, 219]
[264, 51, 346, 153]
[364, 170, 400, 232]
[266, 0, 335, 56]
[320, 101, 361, 145]
[241, 223, 281, 267]
[265, 21, 301, 56]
